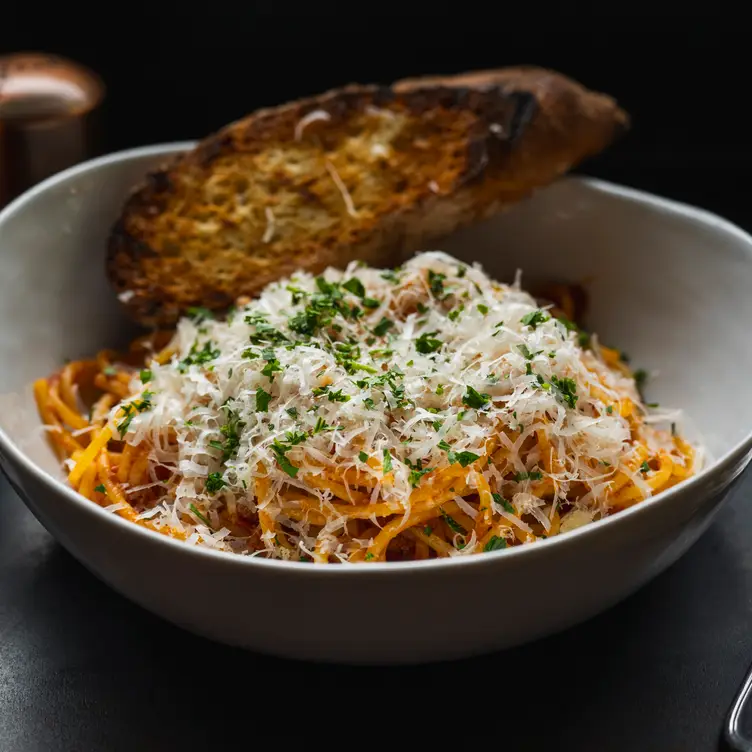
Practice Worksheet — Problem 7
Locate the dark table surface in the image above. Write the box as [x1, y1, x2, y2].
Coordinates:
[2, 174, 752, 751]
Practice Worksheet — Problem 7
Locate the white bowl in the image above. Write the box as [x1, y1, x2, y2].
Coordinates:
[0, 144, 750, 665]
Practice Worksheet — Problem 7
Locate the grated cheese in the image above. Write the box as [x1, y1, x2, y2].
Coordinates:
[294, 109, 331, 141]
[324, 160, 358, 217]
[111, 251, 685, 558]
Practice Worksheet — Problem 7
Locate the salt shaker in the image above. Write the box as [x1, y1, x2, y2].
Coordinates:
[0, 53, 104, 207]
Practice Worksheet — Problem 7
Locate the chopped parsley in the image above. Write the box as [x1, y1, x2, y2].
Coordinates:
[550, 375, 578, 410]
[415, 331, 442, 354]
[270, 441, 299, 478]
[606, 405, 614, 415]
[187, 306, 214, 323]
[382, 450, 393, 473]
[326, 388, 350, 403]
[94, 484, 106, 494]
[484, 535, 507, 552]
[462, 385, 490, 410]
[640, 460, 651, 473]
[178, 341, 220, 372]
[520, 309, 550, 329]
[428, 270, 446, 298]
[424, 525, 433, 536]
[381, 270, 401, 284]
[286, 285, 307, 305]
[139, 369, 152, 383]
[477, 303, 489, 315]
[358, 451, 368, 463]
[255, 388, 271, 412]
[514, 471, 543, 482]
[261, 356, 282, 381]
[492, 493, 515, 514]
[372, 317, 394, 337]
[408, 466, 432, 487]
[189, 503, 212, 527]
[364, 553, 376, 561]
[517, 344, 541, 360]
[556, 316, 590, 348]
[313, 417, 335, 434]
[205, 472, 226, 494]
[440, 508, 465, 534]
[363, 397, 375, 410]
[286, 407, 298, 418]
[342, 277, 366, 298]
[212, 405, 245, 462]
[438, 440, 480, 468]
[247, 316, 290, 345]
[416, 302, 428, 314]
[116, 390, 154, 435]
[447, 304, 464, 322]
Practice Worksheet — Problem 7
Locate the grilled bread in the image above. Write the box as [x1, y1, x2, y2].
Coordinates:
[107, 66, 628, 327]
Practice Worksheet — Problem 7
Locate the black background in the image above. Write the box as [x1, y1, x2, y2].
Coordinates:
[3, 7, 751, 223]
[3, 7, 752, 750]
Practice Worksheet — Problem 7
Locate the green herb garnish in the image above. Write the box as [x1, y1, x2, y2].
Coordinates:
[415, 331, 442, 354]
[178, 341, 221, 372]
[517, 344, 541, 360]
[373, 317, 394, 337]
[520, 309, 550, 329]
[187, 306, 214, 323]
[428, 270, 446, 298]
[484, 535, 507, 552]
[313, 417, 335, 434]
[492, 493, 515, 514]
[440, 508, 466, 534]
[205, 472, 226, 494]
[447, 304, 464, 322]
[189, 503, 212, 527]
[550, 375, 578, 410]
[462, 385, 490, 410]
[514, 471, 543, 482]
[342, 277, 366, 298]
[256, 388, 271, 412]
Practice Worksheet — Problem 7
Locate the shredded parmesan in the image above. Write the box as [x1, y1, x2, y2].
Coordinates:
[324, 160, 358, 217]
[294, 109, 331, 141]
[109, 251, 688, 558]
[262, 207, 276, 243]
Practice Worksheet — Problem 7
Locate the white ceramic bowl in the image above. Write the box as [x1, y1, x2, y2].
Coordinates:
[1, 143, 751, 665]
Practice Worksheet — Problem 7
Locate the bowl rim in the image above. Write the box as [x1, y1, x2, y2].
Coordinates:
[1, 141, 751, 577]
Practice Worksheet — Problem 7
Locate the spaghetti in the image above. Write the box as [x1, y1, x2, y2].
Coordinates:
[35, 252, 695, 562]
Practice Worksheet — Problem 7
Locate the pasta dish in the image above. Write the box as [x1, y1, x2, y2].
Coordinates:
[34, 251, 695, 563]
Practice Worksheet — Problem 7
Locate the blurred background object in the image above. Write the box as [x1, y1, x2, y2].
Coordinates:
[0, 53, 103, 206]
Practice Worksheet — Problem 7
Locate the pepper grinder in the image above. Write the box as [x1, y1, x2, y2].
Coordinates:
[0, 52, 104, 207]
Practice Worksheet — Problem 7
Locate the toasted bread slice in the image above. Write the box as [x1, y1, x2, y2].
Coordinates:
[107, 66, 627, 327]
